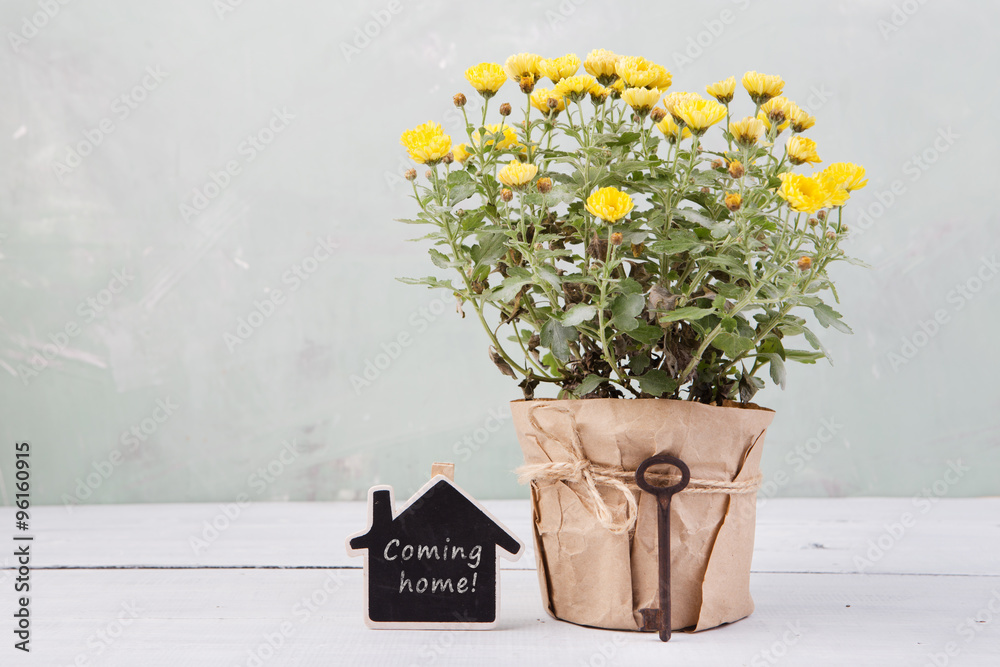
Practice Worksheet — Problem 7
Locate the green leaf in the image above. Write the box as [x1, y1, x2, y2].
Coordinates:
[562, 304, 597, 326]
[810, 302, 853, 334]
[656, 306, 715, 323]
[802, 326, 833, 362]
[785, 349, 825, 364]
[540, 318, 576, 362]
[448, 182, 478, 206]
[610, 293, 645, 331]
[618, 277, 644, 295]
[573, 374, 605, 397]
[711, 332, 754, 358]
[537, 265, 562, 289]
[758, 336, 786, 361]
[627, 321, 663, 344]
[630, 353, 651, 375]
[460, 209, 487, 231]
[470, 232, 506, 281]
[397, 276, 455, 290]
[765, 353, 787, 389]
[428, 248, 457, 269]
[639, 369, 678, 397]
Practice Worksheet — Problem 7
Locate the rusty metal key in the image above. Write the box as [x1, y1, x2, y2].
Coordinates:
[635, 454, 691, 642]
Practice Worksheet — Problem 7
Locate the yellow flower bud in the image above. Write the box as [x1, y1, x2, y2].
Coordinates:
[728, 160, 744, 178]
[536, 177, 553, 194]
[499, 102, 512, 116]
[610, 232, 623, 246]
[453, 93, 467, 108]
[404, 168, 417, 181]
[797, 256, 812, 271]
[501, 188, 513, 202]
[725, 192, 742, 211]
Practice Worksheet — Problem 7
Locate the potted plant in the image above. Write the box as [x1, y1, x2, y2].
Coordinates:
[397, 50, 867, 632]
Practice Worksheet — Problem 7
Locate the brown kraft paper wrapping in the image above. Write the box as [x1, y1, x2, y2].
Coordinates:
[511, 398, 775, 632]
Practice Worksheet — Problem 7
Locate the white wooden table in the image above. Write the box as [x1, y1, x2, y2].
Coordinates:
[1, 498, 998, 666]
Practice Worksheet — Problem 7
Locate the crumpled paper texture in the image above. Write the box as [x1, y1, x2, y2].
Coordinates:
[511, 398, 775, 632]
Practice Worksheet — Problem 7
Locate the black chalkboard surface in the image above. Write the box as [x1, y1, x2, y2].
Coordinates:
[346, 474, 524, 629]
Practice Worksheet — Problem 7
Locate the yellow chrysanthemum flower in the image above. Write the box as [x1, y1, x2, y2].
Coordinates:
[529, 88, 566, 114]
[621, 87, 662, 111]
[553, 74, 599, 103]
[729, 116, 765, 147]
[787, 135, 822, 166]
[788, 102, 816, 133]
[656, 117, 692, 143]
[400, 121, 452, 164]
[662, 91, 703, 122]
[673, 98, 727, 134]
[589, 84, 609, 104]
[537, 53, 580, 83]
[584, 49, 622, 84]
[742, 71, 784, 105]
[761, 96, 791, 122]
[453, 143, 472, 164]
[615, 56, 671, 90]
[777, 172, 833, 213]
[608, 78, 625, 98]
[472, 124, 519, 151]
[585, 186, 634, 223]
[819, 162, 868, 206]
[706, 76, 736, 104]
[503, 53, 541, 83]
[496, 160, 538, 189]
[465, 62, 507, 97]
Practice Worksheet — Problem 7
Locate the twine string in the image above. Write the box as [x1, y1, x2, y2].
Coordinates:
[515, 403, 763, 534]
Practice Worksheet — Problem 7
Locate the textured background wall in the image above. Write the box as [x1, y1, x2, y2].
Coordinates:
[1, 0, 995, 505]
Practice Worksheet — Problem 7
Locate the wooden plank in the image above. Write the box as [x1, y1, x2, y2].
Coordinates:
[3, 569, 998, 666]
[2, 498, 998, 575]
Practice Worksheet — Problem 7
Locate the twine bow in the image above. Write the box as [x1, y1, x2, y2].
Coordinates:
[515, 404, 764, 534]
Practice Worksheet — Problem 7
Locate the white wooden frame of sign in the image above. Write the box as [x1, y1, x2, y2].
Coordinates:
[345, 474, 525, 630]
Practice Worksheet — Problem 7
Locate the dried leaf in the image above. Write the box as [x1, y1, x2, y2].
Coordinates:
[489, 346, 516, 379]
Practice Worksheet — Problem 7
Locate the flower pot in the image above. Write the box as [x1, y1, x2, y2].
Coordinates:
[511, 398, 775, 632]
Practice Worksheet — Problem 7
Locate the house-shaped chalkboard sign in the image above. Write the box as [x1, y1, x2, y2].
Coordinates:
[346, 472, 523, 629]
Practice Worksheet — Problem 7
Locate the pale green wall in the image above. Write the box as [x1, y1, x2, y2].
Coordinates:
[1, 0, 996, 505]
